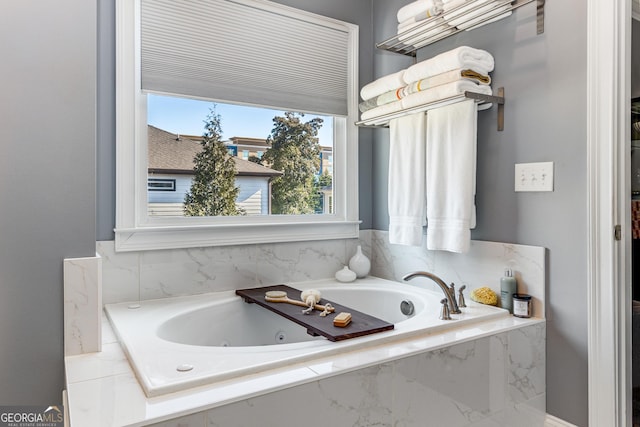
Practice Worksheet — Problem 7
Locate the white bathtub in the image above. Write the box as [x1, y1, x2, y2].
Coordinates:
[105, 277, 508, 397]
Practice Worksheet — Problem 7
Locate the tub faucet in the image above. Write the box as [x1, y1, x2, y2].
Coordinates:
[402, 271, 461, 314]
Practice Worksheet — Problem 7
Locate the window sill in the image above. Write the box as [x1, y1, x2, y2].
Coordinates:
[114, 220, 361, 252]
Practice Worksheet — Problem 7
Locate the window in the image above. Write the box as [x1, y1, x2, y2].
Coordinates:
[148, 178, 175, 192]
[147, 95, 335, 217]
[115, 0, 359, 251]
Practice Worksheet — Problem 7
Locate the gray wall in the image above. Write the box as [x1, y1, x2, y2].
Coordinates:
[0, 0, 97, 404]
[95, 0, 376, 240]
[371, 1, 588, 425]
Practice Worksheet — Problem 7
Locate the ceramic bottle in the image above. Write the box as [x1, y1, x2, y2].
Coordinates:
[348, 245, 371, 278]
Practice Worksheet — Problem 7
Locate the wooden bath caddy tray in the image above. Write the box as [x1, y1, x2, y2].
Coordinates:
[236, 285, 394, 342]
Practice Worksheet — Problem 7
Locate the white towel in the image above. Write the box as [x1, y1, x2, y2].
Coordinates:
[362, 80, 491, 122]
[405, 68, 491, 93]
[403, 46, 494, 84]
[401, 79, 492, 110]
[425, 99, 477, 253]
[397, 18, 452, 47]
[388, 113, 427, 246]
[397, 0, 442, 23]
[359, 68, 490, 114]
[360, 71, 406, 101]
[443, 0, 512, 30]
[360, 99, 404, 121]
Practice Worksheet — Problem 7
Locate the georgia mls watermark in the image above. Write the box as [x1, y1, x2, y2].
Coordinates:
[0, 406, 64, 427]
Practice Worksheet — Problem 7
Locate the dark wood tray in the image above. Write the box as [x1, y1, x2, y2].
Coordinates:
[236, 285, 394, 342]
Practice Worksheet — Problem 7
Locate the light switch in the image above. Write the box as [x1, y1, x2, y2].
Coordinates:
[514, 162, 554, 192]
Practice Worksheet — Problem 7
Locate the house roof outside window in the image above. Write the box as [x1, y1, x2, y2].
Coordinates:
[147, 125, 283, 177]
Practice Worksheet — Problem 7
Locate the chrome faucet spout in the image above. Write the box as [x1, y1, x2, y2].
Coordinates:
[402, 271, 461, 314]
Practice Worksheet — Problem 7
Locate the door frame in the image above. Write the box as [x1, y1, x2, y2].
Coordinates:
[586, 0, 632, 425]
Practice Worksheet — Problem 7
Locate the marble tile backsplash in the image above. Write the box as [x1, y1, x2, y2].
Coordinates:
[97, 230, 545, 319]
[370, 230, 546, 318]
[97, 238, 360, 304]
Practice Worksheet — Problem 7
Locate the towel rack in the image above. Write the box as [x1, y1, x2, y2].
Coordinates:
[377, 0, 545, 57]
[355, 87, 505, 130]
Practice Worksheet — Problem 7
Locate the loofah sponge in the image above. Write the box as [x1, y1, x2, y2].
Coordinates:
[470, 287, 498, 306]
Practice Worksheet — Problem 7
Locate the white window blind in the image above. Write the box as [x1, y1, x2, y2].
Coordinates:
[141, 0, 351, 116]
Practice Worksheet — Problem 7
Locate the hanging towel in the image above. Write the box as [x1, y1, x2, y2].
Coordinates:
[403, 46, 494, 84]
[425, 99, 477, 253]
[388, 113, 427, 246]
[360, 71, 406, 101]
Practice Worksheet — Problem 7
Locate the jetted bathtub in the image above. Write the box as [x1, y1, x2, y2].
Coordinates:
[105, 277, 508, 397]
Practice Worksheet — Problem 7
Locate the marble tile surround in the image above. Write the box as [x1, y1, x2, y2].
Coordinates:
[366, 230, 546, 319]
[64, 254, 102, 356]
[145, 322, 546, 427]
[63, 234, 548, 426]
[97, 238, 360, 304]
[97, 230, 545, 320]
[65, 313, 544, 427]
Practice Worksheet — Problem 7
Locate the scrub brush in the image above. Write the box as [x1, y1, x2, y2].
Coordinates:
[469, 287, 498, 306]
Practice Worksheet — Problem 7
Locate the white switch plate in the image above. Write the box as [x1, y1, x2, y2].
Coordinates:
[514, 162, 554, 192]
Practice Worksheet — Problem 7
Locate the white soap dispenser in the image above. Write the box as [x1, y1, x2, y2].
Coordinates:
[500, 268, 517, 314]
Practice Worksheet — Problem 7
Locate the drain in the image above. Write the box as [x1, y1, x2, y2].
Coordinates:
[176, 364, 194, 372]
[400, 300, 415, 316]
[275, 331, 287, 343]
[127, 303, 141, 309]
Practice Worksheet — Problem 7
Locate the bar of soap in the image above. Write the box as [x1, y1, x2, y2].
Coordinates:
[333, 312, 352, 327]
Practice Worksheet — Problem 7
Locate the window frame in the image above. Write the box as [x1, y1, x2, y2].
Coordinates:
[114, 0, 360, 252]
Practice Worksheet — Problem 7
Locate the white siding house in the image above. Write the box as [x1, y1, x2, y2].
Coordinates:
[147, 125, 282, 216]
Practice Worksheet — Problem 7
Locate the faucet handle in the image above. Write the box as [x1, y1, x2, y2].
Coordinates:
[458, 285, 467, 308]
[439, 298, 452, 320]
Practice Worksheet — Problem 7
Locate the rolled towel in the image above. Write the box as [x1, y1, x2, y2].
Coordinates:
[397, 8, 443, 27]
[397, 0, 443, 23]
[359, 87, 405, 113]
[397, 18, 452, 47]
[362, 78, 491, 120]
[360, 70, 405, 101]
[359, 68, 490, 113]
[401, 79, 492, 110]
[360, 99, 404, 121]
[405, 68, 491, 94]
[403, 46, 494, 84]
